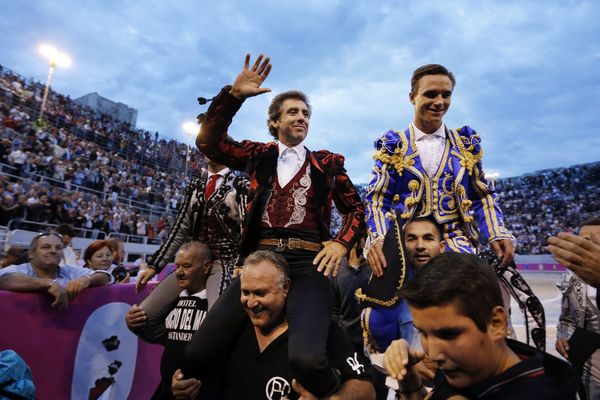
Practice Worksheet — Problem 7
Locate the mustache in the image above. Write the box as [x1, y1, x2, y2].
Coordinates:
[247, 304, 267, 314]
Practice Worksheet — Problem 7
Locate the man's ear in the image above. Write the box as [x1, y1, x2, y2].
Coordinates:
[488, 306, 508, 340]
[409, 92, 415, 105]
[269, 119, 279, 132]
[203, 261, 213, 275]
[439, 240, 446, 253]
[283, 278, 290, 297]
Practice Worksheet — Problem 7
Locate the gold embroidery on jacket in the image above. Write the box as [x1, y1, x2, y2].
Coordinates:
[453, 129, 483, 176]
[372, 132, 416, 176]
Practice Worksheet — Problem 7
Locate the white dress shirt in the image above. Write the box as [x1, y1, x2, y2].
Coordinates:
[277, 142, 307, 187]
[412, 122, 447, 178]
[207, 167, 229, 191]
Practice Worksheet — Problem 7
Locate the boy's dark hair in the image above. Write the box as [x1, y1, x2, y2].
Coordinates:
[400, 252, 502, 332]
[411, 64, 456, 95]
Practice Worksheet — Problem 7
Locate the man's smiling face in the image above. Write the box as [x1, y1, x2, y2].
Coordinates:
[410, 74, 453, 133]
[240, 260, 289, 331]
[272, 99, 310, 147]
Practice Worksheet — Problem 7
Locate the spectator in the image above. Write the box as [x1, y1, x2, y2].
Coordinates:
[0, 233, 110, 309]
[26, 193, 53, 223]
[548, 231, 600, 289]
[7, 146, 26, 176]
[556, 216, 600, 399]
[83, 240, 129, 284]
[383, 253, 577, 399]
[174, 250, 375, 399]
[106, 238, 126, 266]
[54, 224, 80, 266]
[0, 194, 19, 226]
[1, 246, 25, 268]
[126, 242, 212, 399]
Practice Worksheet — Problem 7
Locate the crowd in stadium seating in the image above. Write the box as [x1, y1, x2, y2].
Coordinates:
[2, 64, 599, 255]
[0, 65, 208, 238]
[329, 164, 600, 256]
[495, 162, 600, 254]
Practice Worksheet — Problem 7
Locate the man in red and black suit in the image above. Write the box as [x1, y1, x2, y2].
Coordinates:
[182, 54, 365, 398]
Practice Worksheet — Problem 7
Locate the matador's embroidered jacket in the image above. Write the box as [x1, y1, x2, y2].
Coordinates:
[150, 170, 248, 272]
[197, 86, 365, 257]
[365, 125, 513, 251]
[557, 275, 600, 397]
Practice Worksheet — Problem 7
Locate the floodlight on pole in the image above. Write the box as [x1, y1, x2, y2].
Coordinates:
[38, 44, 72, 120]
[182, 121, 198, 138]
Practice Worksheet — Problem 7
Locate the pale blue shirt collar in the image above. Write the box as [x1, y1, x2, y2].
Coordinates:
[412, 122, 447, 141]
[278, 141, 306, 161]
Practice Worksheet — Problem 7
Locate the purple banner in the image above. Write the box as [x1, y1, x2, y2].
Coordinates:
[0, 283, 163, 399]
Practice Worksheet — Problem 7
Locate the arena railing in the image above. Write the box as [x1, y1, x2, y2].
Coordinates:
[0, 163, 173, 220]
[107, 232, 161, 245]
[5, 220, 162, 247]
[6, 219, 106, 240]
[0, 225, 8, 251]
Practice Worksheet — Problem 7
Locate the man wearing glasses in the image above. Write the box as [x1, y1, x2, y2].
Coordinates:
[0, 233, 111, 310]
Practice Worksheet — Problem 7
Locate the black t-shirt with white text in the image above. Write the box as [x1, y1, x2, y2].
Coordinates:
[153, 290, 208, 400]
[221, 320, 371, 400]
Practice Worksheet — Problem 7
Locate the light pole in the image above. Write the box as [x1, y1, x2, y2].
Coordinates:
[182, 121, 198, 176]
[38, 44, 71, 120]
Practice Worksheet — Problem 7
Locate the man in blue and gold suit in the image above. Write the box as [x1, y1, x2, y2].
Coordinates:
[365, 64, 514, 276]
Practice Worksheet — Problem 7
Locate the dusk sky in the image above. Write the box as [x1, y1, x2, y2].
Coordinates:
[1, 1, 598, 184]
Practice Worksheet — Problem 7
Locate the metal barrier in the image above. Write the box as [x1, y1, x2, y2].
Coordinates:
[3, 225, 160, 262]
[6, 219, 106, 239]
[0, 163, 174, 220]
[107, 232, 154, 245]
[0, 225, 8, 251]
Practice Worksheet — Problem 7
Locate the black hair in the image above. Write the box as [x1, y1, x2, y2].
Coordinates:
[400, 252, 502, 332]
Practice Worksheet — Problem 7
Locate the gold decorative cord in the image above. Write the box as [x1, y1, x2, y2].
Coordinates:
[453, 128, 483, 176]
[354, 214, 407, 307]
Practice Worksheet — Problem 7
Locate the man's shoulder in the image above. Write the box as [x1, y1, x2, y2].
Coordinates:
[432, 339, 577, 399]
[450, 125, 483, 155]
[241, 139, 278, 154]
[311, 149, 346, 173]
[372, 129, 410, 152]
[224, 170, 250, 186]
[0, 262, 32, 276]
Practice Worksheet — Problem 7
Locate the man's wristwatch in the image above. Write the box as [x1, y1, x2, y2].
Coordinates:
[47, 279, 57, 289]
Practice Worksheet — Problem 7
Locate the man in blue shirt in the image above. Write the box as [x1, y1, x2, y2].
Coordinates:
[0, 233, 110, 310]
